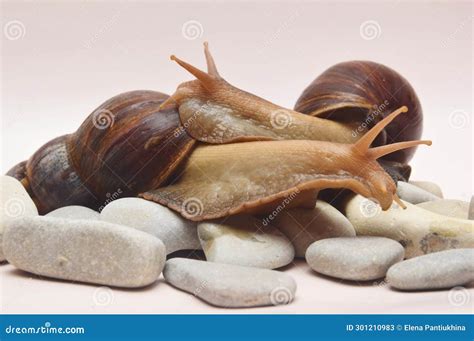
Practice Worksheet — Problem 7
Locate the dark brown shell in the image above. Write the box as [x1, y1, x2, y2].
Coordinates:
[7, 90, 195, 214]
[294, 61, 423, 163]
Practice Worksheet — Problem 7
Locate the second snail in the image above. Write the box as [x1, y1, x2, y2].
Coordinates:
[7, 43, 431, 220]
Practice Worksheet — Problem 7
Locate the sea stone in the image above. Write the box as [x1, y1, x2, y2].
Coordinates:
[164, 258, 297, 308]
[3, 216, 165, 288]
[198, 215, 295, 269]
[305, 237, 404, 281]
[100, 198, 200, 254]
[343, 194, 474, 258]
[0, 176, 38, 262]
[397, 181, 441, 204]
[271, 201, 355, 257]
[409, 180, 443, 198]
[417, 200, 469, 219]
[46, 206, 100, 220]
[386, 249, 474, 290]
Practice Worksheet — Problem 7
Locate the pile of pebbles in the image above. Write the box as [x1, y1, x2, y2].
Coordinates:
[1, 175, 473, 308]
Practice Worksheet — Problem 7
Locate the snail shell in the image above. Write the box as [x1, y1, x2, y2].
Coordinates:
[294, 61, 423, 163]
[7, 90, 195, 214]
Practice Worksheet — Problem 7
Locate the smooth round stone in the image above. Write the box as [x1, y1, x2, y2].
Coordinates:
[417, 200, 469, 219]
[271, 201, 355, 257]
[305, 237, 404, 281]
[100, 198, 200, 254]
[0, 176, 38, 262]
[3, 216, 165, 288]
[343, 194, 474, 258]
[46, 206, 100, 220]
[198, 215, 294, 269]
[387, 249, 474, 290]
[164, 258, 297, 308]
[397, 181, 441, 204]
[409, 181, 443, 198]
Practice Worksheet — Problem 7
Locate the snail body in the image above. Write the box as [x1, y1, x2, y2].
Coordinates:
[8, 90, 195, 214]
[294, 60, 423, 163]
[143, 107, 431, 221]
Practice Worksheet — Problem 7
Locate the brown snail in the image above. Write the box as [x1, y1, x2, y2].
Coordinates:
[7, 44, 430, 218]
[7, 91, 195, 214]
[294, 60, 423, 164]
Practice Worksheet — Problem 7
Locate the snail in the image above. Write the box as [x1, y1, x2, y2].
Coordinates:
[7, 44, 430, 218]
[142, 106, 431, 221]
[294, 60, 423, 164]
[7, 91, 196, 214]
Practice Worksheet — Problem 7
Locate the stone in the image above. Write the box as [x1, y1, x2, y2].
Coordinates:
[386, 249, 474, 290]
[163, 258, 297, 308]
[271, 201, 355, 257]
[3, 216, 165, 288]
[100, 198, 200, 254]
[397, 181, 440, 204]
[46, 206, 100, 220]
[343, 194, 474, 258]
[417, 200, 469, 219]
[305, 237, 404, 281]
[0, 176, 38, 262]
[409, 180, 443, 198]
[198, 215, 294, 269]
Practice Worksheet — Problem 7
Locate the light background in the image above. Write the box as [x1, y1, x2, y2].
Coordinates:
[0, 0, 472, 314]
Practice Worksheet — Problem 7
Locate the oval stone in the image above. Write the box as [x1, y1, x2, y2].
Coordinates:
[46, 205, 100, 220]
[3, 216, 165, 288]
[306, 236, 404, 281]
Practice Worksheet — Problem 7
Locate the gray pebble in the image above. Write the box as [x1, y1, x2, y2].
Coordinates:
[164, 258, 297, 308]
[198, 215, 295, 269]
[469, 196, 474, 220]
[271, 201, 355, 257]
[3, 216, 165, 288]
[46, 206, 100, 220]
[417, 200, 469, 219]
[100, 198, 200, 254]
[409, 181, 443, 198]
[397, 181, 441, 204]
[0, 176, 38, 262]
[306, 237, 404, 281]
[387, 249, 474, 290]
